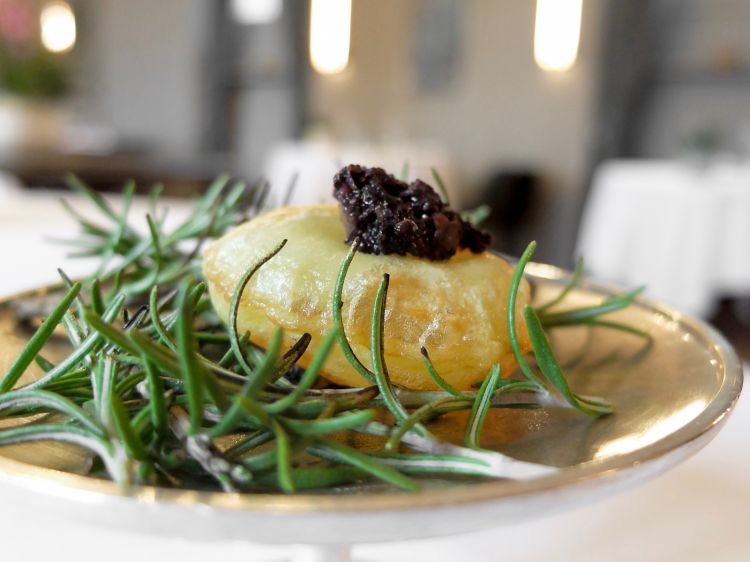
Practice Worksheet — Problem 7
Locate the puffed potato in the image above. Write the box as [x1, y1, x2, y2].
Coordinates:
[202, 204, 532, 390]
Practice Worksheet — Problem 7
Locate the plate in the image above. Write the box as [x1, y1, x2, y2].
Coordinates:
[0, 264, 742, 546]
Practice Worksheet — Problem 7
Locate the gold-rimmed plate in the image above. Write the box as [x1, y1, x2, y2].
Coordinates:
[0, 265, 742, 545]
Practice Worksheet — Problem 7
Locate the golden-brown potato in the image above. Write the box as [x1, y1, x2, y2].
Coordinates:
[202, 204, 532, 390]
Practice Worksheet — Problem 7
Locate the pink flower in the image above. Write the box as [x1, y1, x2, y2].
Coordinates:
[0, 0, 37, 48]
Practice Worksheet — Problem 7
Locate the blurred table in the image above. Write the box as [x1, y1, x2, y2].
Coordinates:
[577, 159, 750, 317]
[0, 149, 223, 196]
[0, 173, 195, 295]
[0, 175, 749, 561]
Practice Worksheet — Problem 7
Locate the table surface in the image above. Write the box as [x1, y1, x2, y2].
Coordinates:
[0, 177, 748, 561]
[577, 159, 750, 318]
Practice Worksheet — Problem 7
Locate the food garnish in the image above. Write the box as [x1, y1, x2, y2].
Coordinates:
[333, 164, 490, 260]
[0, 171, 644, 492]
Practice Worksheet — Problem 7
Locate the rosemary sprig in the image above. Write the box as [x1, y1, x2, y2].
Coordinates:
[400, 161, 410, 182]
[420, 347, 464, 398]
[507, 241, 614, 416]
[332, 239, 376, 385]
[464, 364, 501, 449]
[0, 176, 643, 492]
[370, 274, 409, 425]
[431, 167, 450, 205]
[0, 282, 81, 393]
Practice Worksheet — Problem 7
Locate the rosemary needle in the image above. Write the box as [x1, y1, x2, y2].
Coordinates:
[0, 282, 81, 392]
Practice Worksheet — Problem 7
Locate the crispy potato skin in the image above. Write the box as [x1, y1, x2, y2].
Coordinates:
[202, 204, 532, 390]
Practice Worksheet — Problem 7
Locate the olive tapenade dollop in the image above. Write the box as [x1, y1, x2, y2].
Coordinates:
[333, 164, 491, 260]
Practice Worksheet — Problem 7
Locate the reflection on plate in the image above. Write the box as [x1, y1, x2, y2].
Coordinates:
[0, 264, 742, 545]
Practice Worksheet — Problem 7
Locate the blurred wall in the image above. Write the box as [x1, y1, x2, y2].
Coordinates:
[72, 0, 209, 157]
[65, 0, 604, 265]
[308, 0, 604, 263]
[639, 0, 750, 157]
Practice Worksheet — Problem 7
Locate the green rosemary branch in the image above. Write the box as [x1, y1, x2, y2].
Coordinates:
[0, 176, 643, 492]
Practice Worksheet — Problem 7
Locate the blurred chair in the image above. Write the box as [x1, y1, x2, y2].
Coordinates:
[477, 170, 540, 257]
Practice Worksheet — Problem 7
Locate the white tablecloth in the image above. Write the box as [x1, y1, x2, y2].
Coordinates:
[577, 159, 750, 317]
[0, 177, 748, 561]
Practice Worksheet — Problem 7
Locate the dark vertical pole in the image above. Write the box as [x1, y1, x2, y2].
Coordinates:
[201, 0, 237, 153]
[572, 0, 684, 257]
[288, 0, 310, 138]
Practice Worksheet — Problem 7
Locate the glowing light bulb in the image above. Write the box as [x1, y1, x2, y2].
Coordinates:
[534, 0, 582, 72]
[40, 1, 76, 54]
[309, 0, 351, 75]
[230, 0, 283, 25]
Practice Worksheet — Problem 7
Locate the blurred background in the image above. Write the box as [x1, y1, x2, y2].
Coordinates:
[3, 0, 750, 343]
[2, 5, 750, 561]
